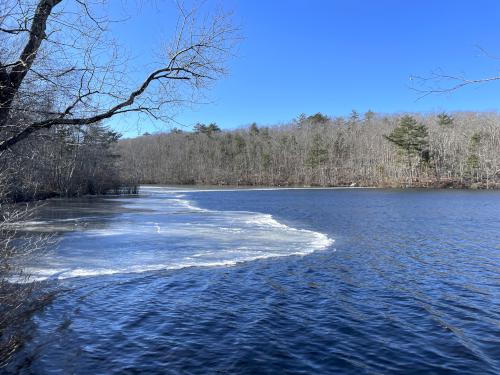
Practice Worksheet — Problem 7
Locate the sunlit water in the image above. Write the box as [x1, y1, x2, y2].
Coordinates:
[6, 187, 500, 374]
[18, 187, 332, 280]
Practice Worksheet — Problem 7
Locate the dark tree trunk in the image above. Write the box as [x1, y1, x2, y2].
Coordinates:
[0, 0, 62, 129]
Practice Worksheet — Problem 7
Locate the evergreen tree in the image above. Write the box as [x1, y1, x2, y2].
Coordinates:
[364, 110, 375, 122]
[307, 134, 328, 167]
[437, 112, 454, 127]
[307, 112, 330, 124]
[466, 132, 481, 179]
[249, 123, 260, 135]
[385, 115, 430, 182]
[385, 115, 429, 158]
[194, 122, 221, 136]
[349, 109, 360, 125]
[296, 113, 307, 125]
[193, 123, 208, 134]
[207, 123, 221, 134]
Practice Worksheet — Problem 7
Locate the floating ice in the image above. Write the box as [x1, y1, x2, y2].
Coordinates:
[17, 186, 334, 281]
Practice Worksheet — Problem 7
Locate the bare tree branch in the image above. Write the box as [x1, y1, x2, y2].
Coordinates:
[0, 0, 238, 152]
[411, 46, 500, 100]
[411, 72, 500, 100]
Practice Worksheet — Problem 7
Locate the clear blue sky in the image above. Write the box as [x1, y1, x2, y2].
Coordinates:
[106, 0, 500, 135]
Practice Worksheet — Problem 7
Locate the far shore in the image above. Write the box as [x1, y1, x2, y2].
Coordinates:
[138, 181, 500, 191]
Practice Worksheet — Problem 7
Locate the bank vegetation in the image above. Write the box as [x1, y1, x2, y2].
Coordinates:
[0, 0, 237, 367]
[118, 111, 500, 189]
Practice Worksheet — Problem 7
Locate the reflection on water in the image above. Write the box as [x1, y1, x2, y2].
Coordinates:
[7, 187, 500, 374]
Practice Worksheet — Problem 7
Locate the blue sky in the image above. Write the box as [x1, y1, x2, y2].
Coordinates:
[106, 0, 500, 135]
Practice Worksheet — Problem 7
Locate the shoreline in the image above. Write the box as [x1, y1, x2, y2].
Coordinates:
[19, 182, 500, 206]
[138, 181, 500, 191]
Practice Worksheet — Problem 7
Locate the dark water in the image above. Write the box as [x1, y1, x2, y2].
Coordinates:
[7, 187, 500, 374]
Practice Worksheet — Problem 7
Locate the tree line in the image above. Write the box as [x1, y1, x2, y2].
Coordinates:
[118, 111, 500, 189]
[1, 122, 137, 203]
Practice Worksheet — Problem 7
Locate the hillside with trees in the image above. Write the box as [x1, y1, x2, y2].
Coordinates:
[118, 111, 500, 189]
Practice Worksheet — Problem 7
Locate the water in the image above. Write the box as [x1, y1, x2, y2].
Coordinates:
[7, 187, 500, 374]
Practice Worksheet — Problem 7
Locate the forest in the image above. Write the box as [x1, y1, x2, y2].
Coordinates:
[0, 0, 233, 364]
[118, 111, 500, 189]
[1, 123, 136, 202]
[1, 0, 500, 369]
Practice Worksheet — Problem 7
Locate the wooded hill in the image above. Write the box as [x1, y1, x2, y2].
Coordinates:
[117, 111, 500, 189]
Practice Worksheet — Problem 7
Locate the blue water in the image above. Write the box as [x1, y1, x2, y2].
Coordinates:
[8, 187, 500, 374]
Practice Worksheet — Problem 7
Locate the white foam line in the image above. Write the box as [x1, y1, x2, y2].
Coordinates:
[134, 189, 335, 254]
[137, 191, 334, 253]
[140, 185, 374, 194]
[15, 188, 335, 282]
[18, 245, 337, 282]
[169, 198, 210, 212]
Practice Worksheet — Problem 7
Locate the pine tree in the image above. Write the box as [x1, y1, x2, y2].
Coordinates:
[385, 115, 430, 182]
[307, 113, 330, 124]
[364, 110, 375, 122]
[437, 112, 454, 128]
[249, 123, 260, 135]
[385, 115, 429, 157]
[194, 122, 221, 136]
[466, 132, 481, 180]
[349, 109, 360, 125]
[307, 134, 328, 167]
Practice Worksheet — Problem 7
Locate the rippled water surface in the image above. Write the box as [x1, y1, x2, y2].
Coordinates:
[7, 187, 500, 374]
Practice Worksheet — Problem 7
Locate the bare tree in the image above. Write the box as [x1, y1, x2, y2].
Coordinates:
[411, 47, 500, 98]
[0, 172, 55, 366]
[0, 1, 236, 365]
[0, 0, 237, 152]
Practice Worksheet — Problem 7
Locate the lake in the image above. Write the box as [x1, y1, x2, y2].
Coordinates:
[7, 187, 500, 374]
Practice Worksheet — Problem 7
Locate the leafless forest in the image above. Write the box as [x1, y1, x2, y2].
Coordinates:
[1, 0, 500, 368]
[0, 0, 236, 365]
[118, 111, 500, 189]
